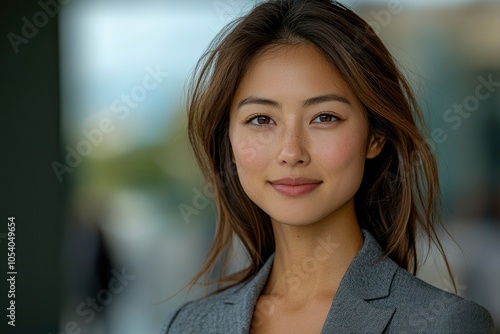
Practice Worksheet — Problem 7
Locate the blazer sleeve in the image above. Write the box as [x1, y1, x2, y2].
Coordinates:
[435, 298, 495, 333]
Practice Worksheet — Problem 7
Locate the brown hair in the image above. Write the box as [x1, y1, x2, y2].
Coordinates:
[186, 0, 454, 292]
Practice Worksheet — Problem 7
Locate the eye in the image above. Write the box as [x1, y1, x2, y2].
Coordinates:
[311, 113, 339, 123]
[246, 115, 275, 125]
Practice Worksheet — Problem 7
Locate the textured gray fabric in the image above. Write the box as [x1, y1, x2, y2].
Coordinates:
[160, 229, 494, 333]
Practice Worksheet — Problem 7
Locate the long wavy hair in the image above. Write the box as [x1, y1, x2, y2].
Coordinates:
[185, 0, 454, 292]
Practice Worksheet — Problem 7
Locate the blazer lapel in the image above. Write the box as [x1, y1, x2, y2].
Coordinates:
[321, 229, 398, 333]
[221, 254, 275, 334]
[321, 284, 396, 333]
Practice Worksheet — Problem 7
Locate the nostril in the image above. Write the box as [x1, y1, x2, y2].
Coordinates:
[281, 158, 305, 165]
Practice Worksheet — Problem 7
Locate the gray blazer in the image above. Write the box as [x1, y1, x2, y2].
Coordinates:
[160, 229, 494, 333]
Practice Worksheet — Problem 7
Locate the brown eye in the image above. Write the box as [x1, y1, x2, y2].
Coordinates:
[249, 115, 274, 125]
[312, 113, 338, 123]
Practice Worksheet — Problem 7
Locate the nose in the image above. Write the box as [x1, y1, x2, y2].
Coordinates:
[277, 125, 310, 166]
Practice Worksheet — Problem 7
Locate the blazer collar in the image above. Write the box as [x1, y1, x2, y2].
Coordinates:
[222, 251, 275, 333]
[320, 229, 397, 333]
[222, 229, 398, 333]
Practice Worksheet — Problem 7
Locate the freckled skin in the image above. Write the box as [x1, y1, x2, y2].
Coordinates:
[229, 44, 383, 227]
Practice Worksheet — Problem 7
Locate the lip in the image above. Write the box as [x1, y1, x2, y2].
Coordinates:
[269, 177, 322, 197]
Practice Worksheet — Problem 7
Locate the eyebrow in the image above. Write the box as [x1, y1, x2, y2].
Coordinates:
[236, 93, 351, 110]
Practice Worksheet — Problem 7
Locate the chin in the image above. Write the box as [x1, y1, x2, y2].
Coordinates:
[263, 199, 355, 228]
[267, 210, 330, 227]
[272, 217, 318, 226]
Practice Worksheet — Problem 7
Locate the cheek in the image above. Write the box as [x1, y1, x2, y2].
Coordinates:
[231, 132, 271, 181]
[314, 132, 368, 178]
[322, 141, 365, 165]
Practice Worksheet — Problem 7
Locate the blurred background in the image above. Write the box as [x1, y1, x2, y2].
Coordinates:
[1, 0, 499, 333]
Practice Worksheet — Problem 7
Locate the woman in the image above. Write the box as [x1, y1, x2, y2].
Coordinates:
[161, 0, 494, 333]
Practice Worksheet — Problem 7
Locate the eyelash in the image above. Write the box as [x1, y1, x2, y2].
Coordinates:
[244, 114, 274, 126]
[244, 112, 342, 126]
[311, 112, 342, 124]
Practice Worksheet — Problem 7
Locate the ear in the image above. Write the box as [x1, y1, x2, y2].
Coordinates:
[366, 132, 386, 159]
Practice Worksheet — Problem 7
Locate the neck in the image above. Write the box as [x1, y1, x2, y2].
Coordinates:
[263, 202, 363, 304]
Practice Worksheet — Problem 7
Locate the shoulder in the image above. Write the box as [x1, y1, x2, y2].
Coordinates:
[355, 229, 494, 333]
[159, 255, 275, 334]
[384, 266, 495, 333]
[159, 283, 244, 334]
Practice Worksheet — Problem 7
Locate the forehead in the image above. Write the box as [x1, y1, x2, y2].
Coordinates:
[233, 43, 359, 105]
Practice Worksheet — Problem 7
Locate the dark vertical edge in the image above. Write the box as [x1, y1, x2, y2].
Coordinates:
[0, 0, 62, 333]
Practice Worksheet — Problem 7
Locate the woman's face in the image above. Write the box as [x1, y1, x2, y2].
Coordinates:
[229, 44, 383, 226]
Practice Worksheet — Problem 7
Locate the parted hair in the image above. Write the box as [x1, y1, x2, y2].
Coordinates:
[185, 0, 454, 292]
